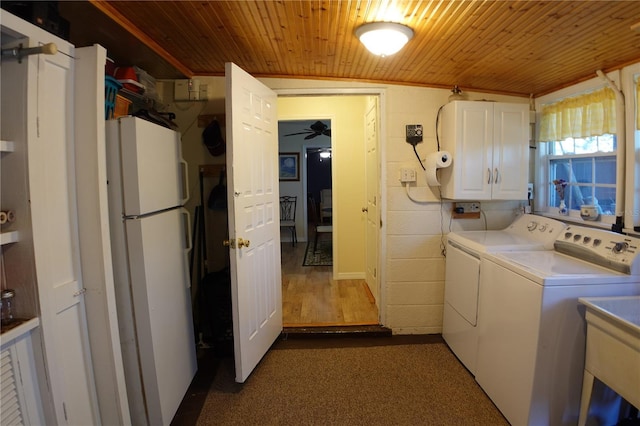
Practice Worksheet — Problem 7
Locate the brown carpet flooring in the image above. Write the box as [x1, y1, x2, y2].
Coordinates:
[172, 335, 508, 426]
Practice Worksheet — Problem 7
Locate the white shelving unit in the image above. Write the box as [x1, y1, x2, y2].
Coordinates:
[1, 140, 16, 152]
[1, 140, 18, 245]
[1, 139, 17, 245]
[0, 230, 19, 245]
[1, 20, 43, 424]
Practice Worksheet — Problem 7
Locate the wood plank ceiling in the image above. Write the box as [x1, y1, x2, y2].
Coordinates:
[62, 1, 640, 97]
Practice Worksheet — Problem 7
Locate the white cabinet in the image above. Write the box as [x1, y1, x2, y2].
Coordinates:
[440, 101, 529, 200]
[0, 319, 44, 426]
[1, 10, 101, 425]
[74, 46, 132, 426]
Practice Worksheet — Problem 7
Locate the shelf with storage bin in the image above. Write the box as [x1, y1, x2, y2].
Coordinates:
[1, 141, 18, 247]
[105, 76, 135, 119]
[109, 65, 161, 117]
[1, 26, 40, 340]
[1, 140, 16, 153]
[118, 85, 157, 114]
[1, 230, 19, 246]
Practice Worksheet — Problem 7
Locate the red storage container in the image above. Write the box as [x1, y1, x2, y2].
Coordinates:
[114, 66, 144, 94]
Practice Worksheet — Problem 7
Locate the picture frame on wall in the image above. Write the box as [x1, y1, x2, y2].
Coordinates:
[279, 152, 300, 181]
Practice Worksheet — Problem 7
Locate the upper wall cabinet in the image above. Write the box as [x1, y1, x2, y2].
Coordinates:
[439, 101, 529, 201]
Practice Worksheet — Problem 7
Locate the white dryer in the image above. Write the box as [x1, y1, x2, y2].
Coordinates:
[443, 214, 566, 375]
[476, 225, 640, 426]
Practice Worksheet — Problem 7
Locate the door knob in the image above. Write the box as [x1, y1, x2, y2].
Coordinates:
[238, 238, 251, 248]
[362, 207, 368, 212]
[223, 239, 236, 248]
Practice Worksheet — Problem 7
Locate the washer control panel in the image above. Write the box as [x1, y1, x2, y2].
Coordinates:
[507, 214, 567, 245]
[555, 225, 640, 275]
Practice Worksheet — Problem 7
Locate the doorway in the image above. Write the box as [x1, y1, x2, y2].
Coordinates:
[277, 93, 383, 327]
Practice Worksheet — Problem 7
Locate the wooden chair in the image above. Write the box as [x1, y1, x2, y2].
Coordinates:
[308, 196, 332, 252]
[319, 188, 332, 223]
[279, 196, 297, 246]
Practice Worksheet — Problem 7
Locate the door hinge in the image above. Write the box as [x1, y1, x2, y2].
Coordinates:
[73, 287, 87, 297]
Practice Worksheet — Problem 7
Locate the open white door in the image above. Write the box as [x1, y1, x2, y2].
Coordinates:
[225, 62, 282, 383]
[364, 96, 380, 305]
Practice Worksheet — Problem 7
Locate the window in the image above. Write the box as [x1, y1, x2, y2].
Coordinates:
[538, 85, 618, 222]
[548, 135, 617, 215]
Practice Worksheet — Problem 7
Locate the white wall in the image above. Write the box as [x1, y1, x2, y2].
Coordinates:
[161, 76, 528, 334]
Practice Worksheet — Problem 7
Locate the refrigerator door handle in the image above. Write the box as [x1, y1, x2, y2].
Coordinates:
[181, 208, 192, 253]
[180, 158, 190, 204]
[182, 208, 192, 288]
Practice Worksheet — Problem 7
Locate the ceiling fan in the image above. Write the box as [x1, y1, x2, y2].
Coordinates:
[284, 121, 331, 139]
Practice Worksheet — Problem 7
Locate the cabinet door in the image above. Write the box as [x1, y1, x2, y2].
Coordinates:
[441, 101, 493, 199]
[25, 24, 100, 425]
[491, 103, 529, 200]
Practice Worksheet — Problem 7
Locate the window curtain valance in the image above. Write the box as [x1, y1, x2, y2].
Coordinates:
[538, 87, 616, 142]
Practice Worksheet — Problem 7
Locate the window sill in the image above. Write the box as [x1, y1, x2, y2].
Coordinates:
[624, 228, 640, 238]
[536, 210, 615, 231]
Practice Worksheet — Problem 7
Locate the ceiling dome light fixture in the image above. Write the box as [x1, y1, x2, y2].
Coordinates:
[355, 22, 414, 57]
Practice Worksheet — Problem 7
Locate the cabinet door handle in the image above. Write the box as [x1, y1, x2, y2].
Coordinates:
[487, 168, 492, 184]
[494, 168, 499, 184]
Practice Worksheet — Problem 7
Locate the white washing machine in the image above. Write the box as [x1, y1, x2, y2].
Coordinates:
[443, 214, 566, 375]
[476, 225, 640, 426]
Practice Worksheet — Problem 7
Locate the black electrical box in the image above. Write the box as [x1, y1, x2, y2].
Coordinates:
[405, 124, 423, 145]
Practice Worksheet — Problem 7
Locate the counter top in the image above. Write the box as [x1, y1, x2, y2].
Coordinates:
[0, 317, 40, 345]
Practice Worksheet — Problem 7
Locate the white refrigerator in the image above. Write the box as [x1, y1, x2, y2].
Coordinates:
[105, 116, 197, 426]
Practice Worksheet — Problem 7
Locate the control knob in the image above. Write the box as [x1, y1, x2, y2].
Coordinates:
[527, 222, 538, 231]
[612, 241, 629, 253]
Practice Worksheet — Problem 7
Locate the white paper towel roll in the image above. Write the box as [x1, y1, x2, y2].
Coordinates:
[425, 151, 452, 186]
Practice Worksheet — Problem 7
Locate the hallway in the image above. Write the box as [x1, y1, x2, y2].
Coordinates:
[281, 237, 379, 327]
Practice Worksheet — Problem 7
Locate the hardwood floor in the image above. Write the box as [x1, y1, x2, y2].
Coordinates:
[281, 237, 379, 327]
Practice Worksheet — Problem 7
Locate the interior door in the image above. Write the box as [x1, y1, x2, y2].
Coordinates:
[225, 62, 283, 383]
[364, 97, 380, 304]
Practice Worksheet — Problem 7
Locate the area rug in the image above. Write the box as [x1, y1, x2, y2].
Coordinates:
[302, 240, 332, 266]
[192, 338, 509, 426]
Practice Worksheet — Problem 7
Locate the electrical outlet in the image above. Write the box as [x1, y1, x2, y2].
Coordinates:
[456, 202, 480, 213]
[453, 201, 481, 218]
[527, 183, 534, 200]
[400, 168, 417, 182]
